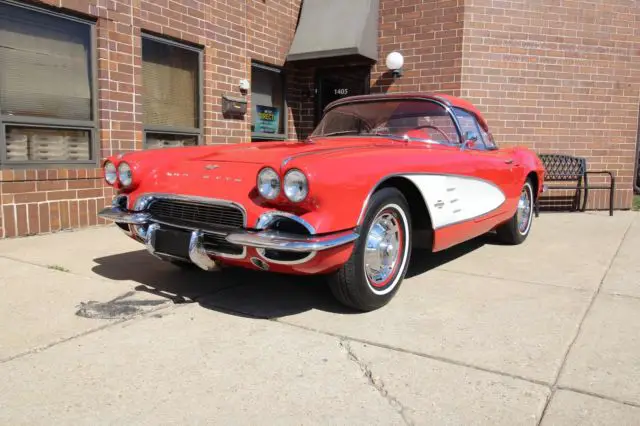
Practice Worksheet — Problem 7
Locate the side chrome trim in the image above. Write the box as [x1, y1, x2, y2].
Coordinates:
[98, 206, 151, 225]
[256, 248, 317, 265]
[226, 229, 358, 253]
[255, 211, 316, 234]
[356, 172, 508, 229]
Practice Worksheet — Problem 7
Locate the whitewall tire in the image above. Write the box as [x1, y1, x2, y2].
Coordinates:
[328, 187, 412, 311]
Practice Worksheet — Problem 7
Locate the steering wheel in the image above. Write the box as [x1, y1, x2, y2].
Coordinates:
[410, 125, 453, 144]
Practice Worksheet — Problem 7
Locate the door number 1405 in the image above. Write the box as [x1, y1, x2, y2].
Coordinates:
[334, 89, 349, 95]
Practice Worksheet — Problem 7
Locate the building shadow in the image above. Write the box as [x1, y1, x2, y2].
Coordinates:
[91, 235, 491, 319]
[369, 71, 395, 94]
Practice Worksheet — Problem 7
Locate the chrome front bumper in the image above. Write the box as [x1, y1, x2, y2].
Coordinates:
[98, 206, 151, 225]
[98, 203, 359, 269]
[225, 229, 358, 252]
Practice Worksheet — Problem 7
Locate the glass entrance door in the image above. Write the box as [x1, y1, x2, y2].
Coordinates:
[315, 66, 371, 125]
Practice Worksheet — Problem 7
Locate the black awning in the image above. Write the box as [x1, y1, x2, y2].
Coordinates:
[286, 0, 379, 63]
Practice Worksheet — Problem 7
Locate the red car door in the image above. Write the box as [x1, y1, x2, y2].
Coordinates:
[456, 107, 520, 222]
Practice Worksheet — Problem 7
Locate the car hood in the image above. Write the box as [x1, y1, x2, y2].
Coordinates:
[187, 138, 397, 167]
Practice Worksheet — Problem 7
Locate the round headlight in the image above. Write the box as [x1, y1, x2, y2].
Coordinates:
[104, 161, 117, 185]
[257, 167, 280, 199]
[284, 169, 308, 203]
[118, 162, 133, 187]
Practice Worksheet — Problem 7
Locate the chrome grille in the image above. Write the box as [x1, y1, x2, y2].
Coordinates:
[148, 199, 244, 231]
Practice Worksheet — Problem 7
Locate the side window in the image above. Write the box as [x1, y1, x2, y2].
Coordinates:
[454, 108, 487, 150]
[480, 127, 497, 149]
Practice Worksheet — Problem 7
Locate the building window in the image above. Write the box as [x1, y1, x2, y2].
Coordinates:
[251, 62, 286, 141]
[0, 0, 96, 166]
[142, 34, 202, 148]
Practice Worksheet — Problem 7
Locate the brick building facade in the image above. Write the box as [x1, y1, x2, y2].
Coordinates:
[0, 0, 638, 238]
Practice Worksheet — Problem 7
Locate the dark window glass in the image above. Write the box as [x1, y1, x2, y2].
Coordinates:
[0, 1, 96, 166]
[142, 37, 200, 129]
[0, 2, 93, 121]
[251, 63, 285, 139]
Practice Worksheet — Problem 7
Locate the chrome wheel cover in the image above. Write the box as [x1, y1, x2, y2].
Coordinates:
[517, 185, 533, 235]
[364, 207, 405, 289]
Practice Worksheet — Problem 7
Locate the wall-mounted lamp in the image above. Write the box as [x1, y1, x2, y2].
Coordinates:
[239, 78, 250, 94]
[385, 51, 404, 78]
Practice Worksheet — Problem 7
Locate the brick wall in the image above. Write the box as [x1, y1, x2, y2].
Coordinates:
[0, 0, 302, 238]
[1, 0, 638, 239]
[285, 0, 467, 139]
[371, 0, 465, 94]
[459, 0, 640, 209]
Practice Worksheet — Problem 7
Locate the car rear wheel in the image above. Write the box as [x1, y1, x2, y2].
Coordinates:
[496, 178, 534, 245]
[328, 187, 412, 311]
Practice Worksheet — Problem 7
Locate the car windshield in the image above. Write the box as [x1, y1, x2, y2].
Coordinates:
[311, 99, 461, 145]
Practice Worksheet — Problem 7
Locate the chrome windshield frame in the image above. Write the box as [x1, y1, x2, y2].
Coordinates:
[310, 96, 465, 147]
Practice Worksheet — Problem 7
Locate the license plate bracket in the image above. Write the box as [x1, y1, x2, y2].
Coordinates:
[154, 228, 191, 259]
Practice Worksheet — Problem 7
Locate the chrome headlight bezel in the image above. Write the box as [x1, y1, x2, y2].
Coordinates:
[257, 167, 280, 200]
[117, 161, 133, 187]
[104, 161, 117, 185]
[283, 169, 309, 203]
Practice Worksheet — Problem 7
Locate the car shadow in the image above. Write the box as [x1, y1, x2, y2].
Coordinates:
[91, 234, 493, 319]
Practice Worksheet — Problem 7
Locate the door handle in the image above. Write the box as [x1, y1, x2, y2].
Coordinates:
[504, 159, 514, 164]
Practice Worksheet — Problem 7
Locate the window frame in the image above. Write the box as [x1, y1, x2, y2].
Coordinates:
[141, 32, 204, 149]
[250, 61, 288, 142]
[0, 0, 98, 169]
[453, 107, 497, 151]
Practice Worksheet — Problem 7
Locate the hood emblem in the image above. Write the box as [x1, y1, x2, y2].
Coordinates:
[204, 164, 220, 170]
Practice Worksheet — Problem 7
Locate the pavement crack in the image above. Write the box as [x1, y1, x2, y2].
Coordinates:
[339, 338, 414, 426]
[277, 319, 550, 387]
[536, 218, 636, 426]
[0, 303, 173, 365]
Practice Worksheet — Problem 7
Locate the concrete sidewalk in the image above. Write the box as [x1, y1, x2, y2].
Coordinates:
[0, 211, 639, 425]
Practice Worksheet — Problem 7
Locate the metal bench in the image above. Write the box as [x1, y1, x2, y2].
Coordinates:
[535, 154, 615, 217]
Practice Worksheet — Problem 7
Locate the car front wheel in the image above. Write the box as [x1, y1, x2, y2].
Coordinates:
[328, 187, 412, 311]
[496, 178, 535, 245]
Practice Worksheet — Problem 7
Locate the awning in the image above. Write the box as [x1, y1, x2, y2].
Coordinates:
[286, 0, 379, 63]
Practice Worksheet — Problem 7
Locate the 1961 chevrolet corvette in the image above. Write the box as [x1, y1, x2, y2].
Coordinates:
[98, 93, 545, 311]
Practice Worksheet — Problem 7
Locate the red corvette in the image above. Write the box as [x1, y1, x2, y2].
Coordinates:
[98, 93, 545, 311]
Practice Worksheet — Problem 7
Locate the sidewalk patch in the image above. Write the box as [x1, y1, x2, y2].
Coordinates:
[75, 291, 166, 320]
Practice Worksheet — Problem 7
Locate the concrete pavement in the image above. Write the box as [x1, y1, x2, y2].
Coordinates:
[0, 211, 639, 424]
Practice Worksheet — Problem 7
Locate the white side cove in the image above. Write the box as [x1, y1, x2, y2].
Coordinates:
[403, 174, 506, 229]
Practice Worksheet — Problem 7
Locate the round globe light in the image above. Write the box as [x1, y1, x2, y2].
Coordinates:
[257, 167, 280, 200]
[385, 51, 404, 71]
[283, 169, 308, 203]
[117, 162, 133, 187]
[104, 161, 117, 185]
